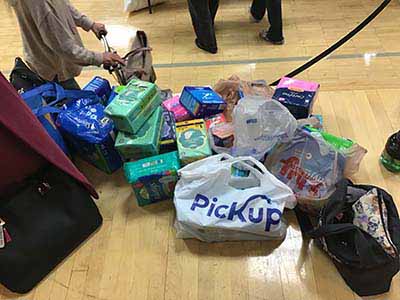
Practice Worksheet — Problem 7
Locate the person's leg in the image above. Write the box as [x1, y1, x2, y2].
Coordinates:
[59, 78, 81, 90]
[187, 0, 218, 53]
[209, 0, 219, 24]
[264, 0, 283, 42]
[250, 0, 267, 21]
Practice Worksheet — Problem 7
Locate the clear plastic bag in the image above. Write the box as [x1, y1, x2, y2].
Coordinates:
[231, 97, 297, 160]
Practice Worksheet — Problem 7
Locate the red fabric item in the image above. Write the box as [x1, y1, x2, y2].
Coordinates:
[0, 72, 98, 198]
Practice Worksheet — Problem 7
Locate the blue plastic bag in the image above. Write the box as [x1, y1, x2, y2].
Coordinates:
[21, 83, 98, 155]
[56, 101, 122, 174]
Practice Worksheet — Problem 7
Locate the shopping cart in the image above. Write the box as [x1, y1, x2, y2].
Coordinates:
[99, 31, 156, 85]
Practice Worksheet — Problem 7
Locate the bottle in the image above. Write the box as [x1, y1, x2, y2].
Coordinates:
[380, 131, 400, 172]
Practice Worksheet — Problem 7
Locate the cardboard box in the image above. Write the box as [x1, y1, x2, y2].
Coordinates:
[104, 79, 161, 133]
[180, 86, 226, 118]
[124, 151, 181, 206]
[115, 106, 163, 160]
[272, 77, 320, 119]
[176, 119, 212, 165]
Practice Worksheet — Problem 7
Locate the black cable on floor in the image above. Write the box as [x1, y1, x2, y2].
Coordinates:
[270, 0, 392, 86]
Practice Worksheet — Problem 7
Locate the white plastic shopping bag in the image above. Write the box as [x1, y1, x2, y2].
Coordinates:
[174, 154, 296, 242]
[207, 96, 297, 160]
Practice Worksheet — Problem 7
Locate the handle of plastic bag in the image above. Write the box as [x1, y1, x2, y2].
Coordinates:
[179, 154, 234, 180]
[220, 156, 269, 184]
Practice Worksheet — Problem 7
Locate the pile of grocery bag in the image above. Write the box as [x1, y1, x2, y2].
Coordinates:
[20, 75, 400, 297]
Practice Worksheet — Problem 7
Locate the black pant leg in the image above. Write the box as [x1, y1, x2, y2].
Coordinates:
[209, 0, 219, 22]
[250, 0, 267, 21]
[187, 0, 217, 49]
[266, 0, 283, 41]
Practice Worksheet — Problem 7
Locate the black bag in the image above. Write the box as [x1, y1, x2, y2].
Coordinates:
[9, 57, 46, 94]
[295, 179, 400, 296]
[0, 166, 102, 293]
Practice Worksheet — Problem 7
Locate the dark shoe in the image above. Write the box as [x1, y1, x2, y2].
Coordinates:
[195, 39, 218, 54]
[259, 30, 284, 45]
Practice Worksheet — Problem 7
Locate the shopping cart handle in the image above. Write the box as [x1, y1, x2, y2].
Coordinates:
[98, 30, 107, 39]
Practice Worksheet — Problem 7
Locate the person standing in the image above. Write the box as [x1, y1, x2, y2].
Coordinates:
[187, 0, 219, 54]
[8, 0, 125, 90]
[250, 0, 284, 45]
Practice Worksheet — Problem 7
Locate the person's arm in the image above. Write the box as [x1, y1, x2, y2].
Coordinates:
[67, 2, 93, 31]
[39, 12, 103, 66]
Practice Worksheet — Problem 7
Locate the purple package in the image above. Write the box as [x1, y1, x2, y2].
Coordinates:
[272, 77, 320, 119]
[162, 95, 191, 122]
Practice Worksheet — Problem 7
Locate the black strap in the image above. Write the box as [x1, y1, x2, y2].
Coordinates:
[270, 0, 392, 86]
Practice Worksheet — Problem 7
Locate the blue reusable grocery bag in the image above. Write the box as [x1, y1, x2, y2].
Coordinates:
[56, 100, 122, 174]
[21, 82, 99, 154]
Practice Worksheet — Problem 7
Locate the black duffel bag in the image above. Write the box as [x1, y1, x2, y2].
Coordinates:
[9, 57, 46, 94]
[295, 179, 400, 296]
[0, 166, 102, 293]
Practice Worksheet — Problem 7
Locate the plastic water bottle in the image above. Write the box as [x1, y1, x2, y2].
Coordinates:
[380, 131, 400, 172]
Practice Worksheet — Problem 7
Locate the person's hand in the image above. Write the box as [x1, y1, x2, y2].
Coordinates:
[102, 52, 125, 67]
[92, 22, 107, 39]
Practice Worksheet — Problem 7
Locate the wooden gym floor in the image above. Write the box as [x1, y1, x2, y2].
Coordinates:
[1, 0, 400, 299]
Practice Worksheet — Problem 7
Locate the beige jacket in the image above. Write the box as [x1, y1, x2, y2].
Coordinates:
[12, 0, 103, 81]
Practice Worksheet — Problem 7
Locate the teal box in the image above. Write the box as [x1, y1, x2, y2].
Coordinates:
[124, 151, 181, 206]
[104, 79, 161, 133]
[115, 106, 163, 160]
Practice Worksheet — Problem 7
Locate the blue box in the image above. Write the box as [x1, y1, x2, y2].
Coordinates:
[179, 86, 226, 118]
[83, 76, 112, 106]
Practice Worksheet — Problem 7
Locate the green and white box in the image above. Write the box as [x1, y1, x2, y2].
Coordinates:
[104, 79, 161, 134]
[124, 151, 181, 206]
[115, 106, 163, 160]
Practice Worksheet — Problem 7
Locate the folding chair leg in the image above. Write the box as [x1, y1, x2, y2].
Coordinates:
[148, 0, 153, 14]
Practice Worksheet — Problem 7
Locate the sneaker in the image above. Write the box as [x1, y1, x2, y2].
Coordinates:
[249, 6, 262, 23]
[195, 39, 218, 54]
[259, 30, 285, 45]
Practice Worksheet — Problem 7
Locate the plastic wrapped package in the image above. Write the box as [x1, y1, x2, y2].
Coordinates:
[174, 154, 296, 242]
[304, 126, 367, 177]
[265, 128, 346, 215]
[213, 75, 274, 121]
